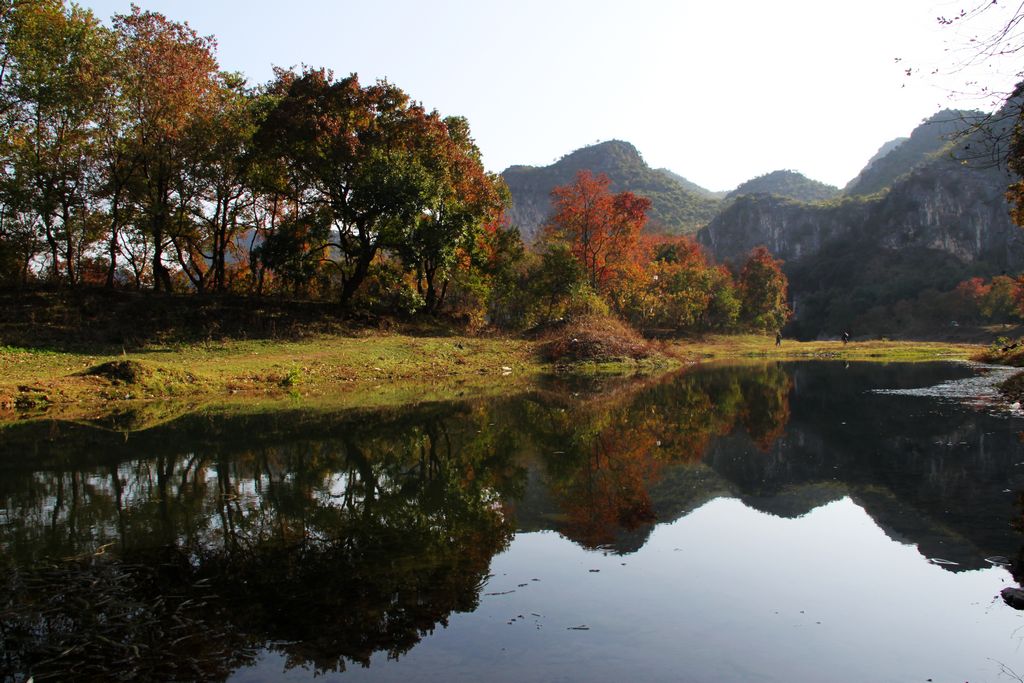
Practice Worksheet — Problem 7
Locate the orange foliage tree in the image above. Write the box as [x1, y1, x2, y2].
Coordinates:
[544, 170, 650, 293]
[614, 236, 741, 332]
[738, 246, 791, 332]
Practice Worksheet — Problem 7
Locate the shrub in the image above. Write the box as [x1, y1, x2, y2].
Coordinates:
[537, 313, 652, 363]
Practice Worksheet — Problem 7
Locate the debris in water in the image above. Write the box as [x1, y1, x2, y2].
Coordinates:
[871, 364, 1019, 407]
[1002, 586, 1024, 609]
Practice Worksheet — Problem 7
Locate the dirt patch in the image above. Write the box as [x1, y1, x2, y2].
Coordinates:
[86, 360, 152, 385]
[999, 370, 1024, 404]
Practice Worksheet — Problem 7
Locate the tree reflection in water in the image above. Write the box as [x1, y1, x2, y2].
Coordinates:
[0, 364, 794, 681]
[526, 363, 791, 549]
[0, 408, 520, 681]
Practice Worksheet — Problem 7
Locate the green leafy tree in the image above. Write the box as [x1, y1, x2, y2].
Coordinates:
[394, 115, 509, 313]
[254, 68, 438, 306]
[2, 0, 110, 285]
[530, 242, 586, 323]
[171, 73, 260, 293]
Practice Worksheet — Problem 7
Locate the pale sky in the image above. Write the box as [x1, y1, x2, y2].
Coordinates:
[80, 0, 1023, 191]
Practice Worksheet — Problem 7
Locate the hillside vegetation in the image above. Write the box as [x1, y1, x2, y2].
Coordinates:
[726, 169, 840, 202]
[502, 140, 722, 241]
[844, 109, 981, 196]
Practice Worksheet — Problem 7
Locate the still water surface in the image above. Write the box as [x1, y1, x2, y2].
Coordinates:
[3, 362, 1024, 682]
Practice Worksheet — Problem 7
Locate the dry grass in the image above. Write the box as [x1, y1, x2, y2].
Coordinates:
[536, 314, 654, 364]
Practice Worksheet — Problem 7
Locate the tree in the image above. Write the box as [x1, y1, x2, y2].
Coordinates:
[112, 7, 221, 292]
[981, 274, 1019, 321]
[2, 0, 111, 285]
[171, 73, 259, 293]
[530, 242, 585, 323]
[738, 246, 790, 332]
[393, 115, 509, 313]
[611, 236, 741, 333]
[254, 68, 439, 306]
[544, 170, 650, 293]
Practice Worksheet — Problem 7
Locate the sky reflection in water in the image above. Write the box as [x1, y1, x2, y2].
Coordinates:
[3, 361, 1024, 682]
[325, 498, 1021, 683]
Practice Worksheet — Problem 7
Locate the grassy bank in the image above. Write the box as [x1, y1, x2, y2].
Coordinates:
[0, 291, 990, 424]
[0, 331, 986, 423]
[667, 335, 983, 362]
[0, 332, 548, 418]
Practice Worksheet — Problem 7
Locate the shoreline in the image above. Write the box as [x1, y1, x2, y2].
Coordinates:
[0, 331, 986, 427]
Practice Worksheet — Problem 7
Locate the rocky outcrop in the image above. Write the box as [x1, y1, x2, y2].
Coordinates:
[698, 194, 871, 263]
[872, 161, 1024, 266]
[699, 160, 1024, 270]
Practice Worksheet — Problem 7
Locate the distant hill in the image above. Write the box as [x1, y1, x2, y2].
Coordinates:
[501, 140, 722, 242]
[844, 110, 982, 196]
[726, 170, 840, 203]
[656, 168, 727, 199]
[843, 136, 908, 191]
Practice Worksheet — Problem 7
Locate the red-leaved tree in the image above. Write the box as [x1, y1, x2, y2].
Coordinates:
[544, 171, 650, 293]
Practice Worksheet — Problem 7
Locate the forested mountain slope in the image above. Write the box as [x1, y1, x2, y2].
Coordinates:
[501, 140, 722, 242]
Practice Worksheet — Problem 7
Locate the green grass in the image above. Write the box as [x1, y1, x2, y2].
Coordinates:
[0, 330, 548, 421]
[0, 328, 987, 427]
[665, 334, 982, 362]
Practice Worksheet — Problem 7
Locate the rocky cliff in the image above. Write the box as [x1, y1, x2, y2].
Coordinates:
[696, 100, 1024, 337]
[844, 109, 980, 197]
[699, 160, 1024, 269]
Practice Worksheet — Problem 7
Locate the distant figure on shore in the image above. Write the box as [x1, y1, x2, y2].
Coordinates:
[775, 331, 782, 347]
[841, 331, 850, 345]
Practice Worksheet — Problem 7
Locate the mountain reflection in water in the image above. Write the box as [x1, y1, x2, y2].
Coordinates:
[2, 361, 1023, 682]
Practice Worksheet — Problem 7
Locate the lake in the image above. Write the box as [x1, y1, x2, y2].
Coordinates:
[2, 361, 1024, 682]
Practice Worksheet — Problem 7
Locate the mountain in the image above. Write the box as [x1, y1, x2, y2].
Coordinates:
[656, 168, 727, 199]
[726, 169, 840, 202]
[698, 101, 1024, 338]
[844, 109, 982, 196]
[501, 140, 722, 242]
[843, 136, 907, 191]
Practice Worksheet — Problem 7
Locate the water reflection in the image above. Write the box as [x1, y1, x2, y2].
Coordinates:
[2, 361, 1024, 681]
[0, 406, 520, 680]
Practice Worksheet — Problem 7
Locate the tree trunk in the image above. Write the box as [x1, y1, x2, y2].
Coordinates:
[105, 213, 120, 288]
[423, 264, 437, 313]
[339, 236, 377, 307]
